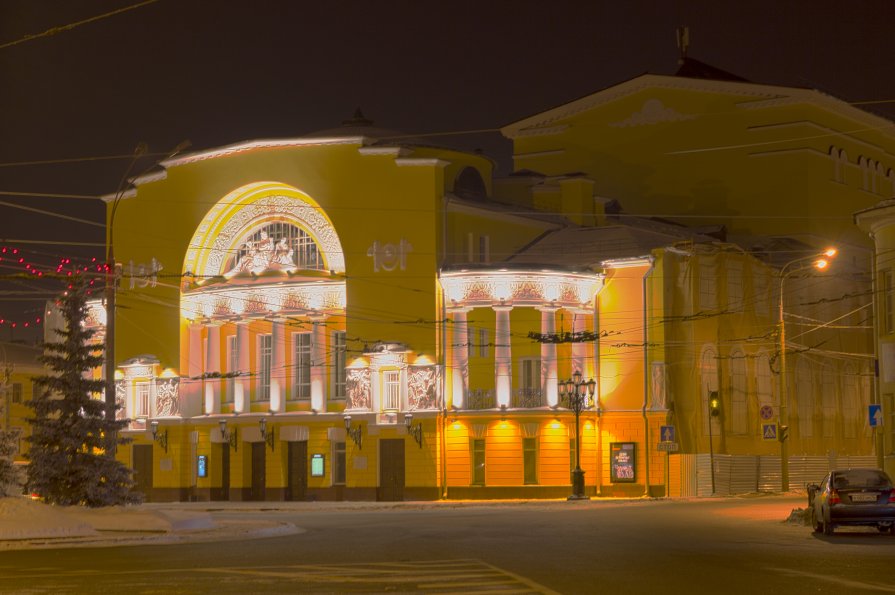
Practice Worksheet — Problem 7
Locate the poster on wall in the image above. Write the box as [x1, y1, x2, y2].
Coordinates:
[610, 442, 636, 483]
[311, 453, 325, 477]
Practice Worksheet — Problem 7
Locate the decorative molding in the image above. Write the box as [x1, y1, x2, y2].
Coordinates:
[346, 368, 372, 411]
[163, 137, 367, 168]
[155, 378, 181, 417]
[440, 270, 602, 308]
[181, 281, 346, 321]
[608, 99, 696, 128]
[407, 365, 440, 411]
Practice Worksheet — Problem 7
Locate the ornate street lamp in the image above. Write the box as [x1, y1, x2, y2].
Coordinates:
[559, 370, 596, 500]
[777, 247, 836, 492]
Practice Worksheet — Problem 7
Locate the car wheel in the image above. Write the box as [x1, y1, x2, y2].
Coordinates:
[812, 512, 823, 534]
[822, 510, 834, 535]
[877, 525, 889, 533]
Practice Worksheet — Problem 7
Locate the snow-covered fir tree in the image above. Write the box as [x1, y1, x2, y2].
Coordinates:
[27, 275, 139, 506]
[0, 364, 23, 496]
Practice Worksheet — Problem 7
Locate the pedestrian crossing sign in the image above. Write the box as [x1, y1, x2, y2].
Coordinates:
[762, 424, 777, 440]
[660, 425, 675, 443]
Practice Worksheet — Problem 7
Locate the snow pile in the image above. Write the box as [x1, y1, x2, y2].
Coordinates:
[0, 497, 98, 540]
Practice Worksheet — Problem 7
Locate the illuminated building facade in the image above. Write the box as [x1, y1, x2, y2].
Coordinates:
[98, 62, 895, 501]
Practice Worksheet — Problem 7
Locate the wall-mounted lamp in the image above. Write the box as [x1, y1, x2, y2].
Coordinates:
[149, 420, 168, 453]
[259, 417, 275, 451]
[344, 414, 362, 449]
[219, 419, 238, 451]
[404, 413, 423, 448]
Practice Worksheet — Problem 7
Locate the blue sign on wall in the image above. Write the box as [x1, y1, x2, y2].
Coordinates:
[869, 404, 882, 428]
[660, 425, 675, 442]
[197, 455, 208, 478]
[762, 424, 777, 441]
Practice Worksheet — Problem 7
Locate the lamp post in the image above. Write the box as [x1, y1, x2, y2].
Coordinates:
[777, 248, 836, 492]
[559, 370, 596, 500]
[104, 141, 189, 454]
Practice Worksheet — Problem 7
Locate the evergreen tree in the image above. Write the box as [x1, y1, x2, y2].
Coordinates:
[27, 276, 139, 506]
[0, 365, 23, 495]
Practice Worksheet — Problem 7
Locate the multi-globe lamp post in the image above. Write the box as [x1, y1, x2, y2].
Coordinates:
[559, 370, 596, 500]
[777, 247, 836, 492]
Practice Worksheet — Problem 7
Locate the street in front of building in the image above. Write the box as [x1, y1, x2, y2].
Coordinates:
[1, 496, 893, 594]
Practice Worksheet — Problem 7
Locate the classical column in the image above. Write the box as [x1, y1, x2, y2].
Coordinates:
[235, 322, 249, 413]
[450, 306, 471, 408]
[270, 319, 286, 413]
[493, 304, 513, 408]
[310, 313, 327, 412]
[187, 324, 203, 408]
[204, 323, 221, 415]
[539, 305, 559, 407]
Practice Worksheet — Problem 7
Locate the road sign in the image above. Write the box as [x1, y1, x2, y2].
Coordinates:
[762, 423, 777, 440]
[657, 442, 679, 452]
[660, 425, 675, 442]
[759, 404, 774, 421]
[869, 404, 882, 427]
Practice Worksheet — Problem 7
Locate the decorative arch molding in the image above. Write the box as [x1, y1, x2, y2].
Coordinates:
[183, 181, 345, 279]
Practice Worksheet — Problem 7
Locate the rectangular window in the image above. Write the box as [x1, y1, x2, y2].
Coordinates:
[884, 270, 894, 334]
[699, 259, 716, 311]
[466, 232, 474, 262]
[753, 268, 769, 317]
[521, 358, 540, 390]
[523, 437, 538, 485]
[471, 439, 485, 485]
[726, 260, 743, 312]
[11, 382, 23, 404]
[569, 438, 577, 484]
[383, 370, 400, 410]
[478, 235, 490, 264]
[478, 328, 488, 358]
[333, 441, 346, 485]
[333, 331, 346, 399]
[226, 335, 237, 402]
[293, 333, 311, 400]
[136, 381, 150, 417]
[259, 334, 272, 402]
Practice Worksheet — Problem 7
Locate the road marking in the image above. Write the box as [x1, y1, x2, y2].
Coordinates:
[770, 568, 895, 592]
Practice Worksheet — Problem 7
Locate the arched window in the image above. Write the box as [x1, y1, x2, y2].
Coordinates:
[224, 222, 324, 276]
[821, 364, 836, 438]
[859, 156, 871, 191]
[795, 358, 814, 438]
[701, 347, 718, 435]
[454, 167, 487, 201]
[887, 168, 895, 196]
[729, 349, 747, 435]
[830, 146, 843, 183]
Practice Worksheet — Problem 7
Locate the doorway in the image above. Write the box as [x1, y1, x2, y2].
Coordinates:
[213, 443, 230, 501]
[132, 444, 153, 501]
[251, 442, 266, 501]
[378, 439, 405, 501]
[286, 441, 308, 501]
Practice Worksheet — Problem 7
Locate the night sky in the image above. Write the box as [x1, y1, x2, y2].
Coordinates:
[2, 0, 894, 343]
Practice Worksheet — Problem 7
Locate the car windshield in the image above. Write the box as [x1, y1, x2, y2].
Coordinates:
[832, 469, 891, 490]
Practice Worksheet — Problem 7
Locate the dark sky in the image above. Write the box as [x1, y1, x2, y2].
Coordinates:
[2, 0, 894, 343]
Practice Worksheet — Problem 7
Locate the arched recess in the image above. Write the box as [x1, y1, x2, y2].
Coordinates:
[183, 181, 345, 280]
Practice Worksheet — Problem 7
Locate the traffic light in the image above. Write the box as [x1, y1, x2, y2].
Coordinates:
[778, 425, 789, 442]
[709, 391, 721, 417]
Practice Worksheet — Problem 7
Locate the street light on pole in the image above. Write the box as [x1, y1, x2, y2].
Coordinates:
[559, 370, 596, 500]
[104, 141, 190, 454]
[777, 247, 836, 492]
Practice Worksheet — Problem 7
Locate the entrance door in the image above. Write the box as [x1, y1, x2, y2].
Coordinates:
[251, 442, 266, 501]
[378, 439, 405, 501]
[132, 444, 153, 501]
[214, 443, 230, 501]
[286, 441, 308, 501]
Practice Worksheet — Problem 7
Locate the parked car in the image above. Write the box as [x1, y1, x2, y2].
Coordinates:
[807, 468, 895, 535]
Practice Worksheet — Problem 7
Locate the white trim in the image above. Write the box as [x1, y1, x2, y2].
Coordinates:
[357, 146, 411, 157]
[163, 137, 367, 168]
[394, 157, 450, 168]
[515, 149, 566, 159]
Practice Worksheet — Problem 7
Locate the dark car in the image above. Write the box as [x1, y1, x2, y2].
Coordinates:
[808, 468, 895, 535]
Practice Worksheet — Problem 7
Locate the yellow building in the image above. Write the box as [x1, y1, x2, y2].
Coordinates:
[101, 59, 893, 502]
[0, 342, 43, 469]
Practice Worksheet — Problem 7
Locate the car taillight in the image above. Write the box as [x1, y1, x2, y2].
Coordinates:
[889, 491, 895, 504]
[830, 490, 840, 505]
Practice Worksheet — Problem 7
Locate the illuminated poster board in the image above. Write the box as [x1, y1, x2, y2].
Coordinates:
[197, 455, 208, 478]
[610, 442, 636, 483]
[311, 453, 325, 477]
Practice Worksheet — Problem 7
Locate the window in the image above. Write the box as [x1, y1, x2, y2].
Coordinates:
[293, 333, 311, 400]
[842, 365, 858, 439]
[883, 270, 894, 335]
[478, 235, 490, 264]
[135, 381, 150, 417]
[701, 348, 718, 435]
[383, 370, 400, 410]
[729, 350, 747, 435]
[471, 439, 485, 485]
[11, 382, 22, 404]
[726, 260, 743, 312]
[569, 438, 577, 484]
[227, 222, 324, 272]
[698, 259, 716, 311]
[333, 441, 346, 485]
[258, 334, 272, 402]
[755, 353, 772, 436]
[226, 335, 237, 402]
[753, 268, 769, 317]
[466, 232, 474, 262]
[523, 437, 538, 484]
[886, 394, 895, 454]
[478, 328, 489, 358]
[821, 365, 836, 438]
[796, 359, 814, 438]
[333, 331, 346, 399]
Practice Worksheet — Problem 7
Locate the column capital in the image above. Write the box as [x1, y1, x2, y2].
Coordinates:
[536, 304, 561, 313]
[447, 305, 473, 314]
[492, 303, 514, 312]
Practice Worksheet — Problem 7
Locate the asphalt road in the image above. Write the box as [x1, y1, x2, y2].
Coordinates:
[1, 496, 893, 594]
